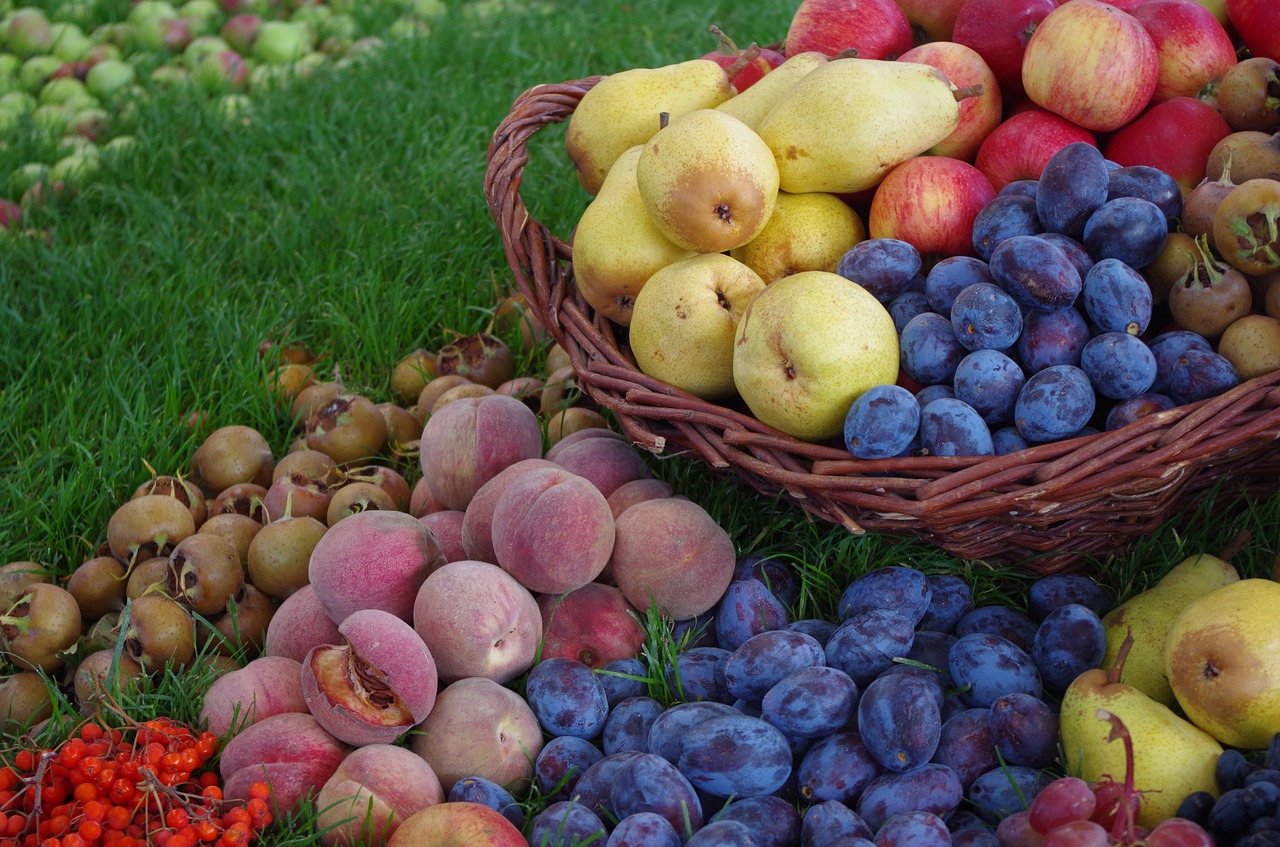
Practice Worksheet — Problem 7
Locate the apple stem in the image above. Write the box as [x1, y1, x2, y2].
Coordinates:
[952, 84, 984, 102]
[723, 42, 762, 83]
[1107, 629, 1133, 684]
[707, 24, 739, 56]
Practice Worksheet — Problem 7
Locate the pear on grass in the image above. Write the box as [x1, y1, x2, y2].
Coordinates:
[757, 58, 977, 194]
[565, 52, 757, 196]
[1100, 550, 1240, 706]
[730, 190, 866, 283]
[1165, 578, 1280, 750]
[628, 253, 766, 400]
[732, 270, 898, 442]
[1059, 633, 1221, 830]
[570, 145, 696, 326]
[635, 109, 779, 254]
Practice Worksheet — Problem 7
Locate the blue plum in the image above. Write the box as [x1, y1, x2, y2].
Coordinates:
[952, 349, 1026, 427]
[1016, 307, 1090, 373]
[1081, 196, 1168, 268]
[951, 282, 1024, 352]
[536, 735, 605, 801]
[1036, 141, 1110, 239]
[1013, 364, 1096, 443]
[646, 700, 740, 764]
[968, 765, 1054, 823]
[926, 255, 997, 314]
[1027, 574, 1115, 621]
[900, 311, 967, 386]
[948, 632, 1043, 708]
[839, 565, 932, 624]
[825, 609, 916, 687]
[606, 812, 682, 847]
[602, 695, 666, 756]
[732, 553, 801, 608]
[1031, 602, 1106, 693]
[684, 820, 758, 847]
[529, 800, 609, 847]
[989, 691, 1059, 769]
[715, 580, 790, 652]
[1105, 392, 1177, 431]
[711, 795, 801, 847]
[1080, 331, 1157, 400]
[856, 671, 943, 773]
[989, 235, 1082, 311]
[836, 237, 923, 303]
[1107, 164, 1182, 221]
[955, 605, 1038, 652]
[527, 657, 611, 740]
[611, 752, 703, 838]
[918, 574, 974, 633]
[447, 776, 525, 828]
[800, 801, 873, 847]
[796, 729, 882, 805]
[843, 384, 921, 460]
[873, 810, 953, 847]
[664, 646, 732, 705]
[760, 664, 858, 738]
[920, 397, 995, 457]
[596, 657, 650, 708]
[677, 714, 793, 798]
[723, 629, 827, 703]
[1082, 258, 1153, 336]
[931, 708, 999, 791]
[971, 193, 1042, 261]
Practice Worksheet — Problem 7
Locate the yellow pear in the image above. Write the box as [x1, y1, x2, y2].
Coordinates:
[715, 50, 831, 131]
[1165, 578, 1280, 749]
[1059, 637, 1222, 830]
[1100, 553, 1240, 705]
[730, 191, 866, 283]
[565, 59, 739, 195]
[757, 58, 969, 194]
[570, 145, 696, 326]
[732, 270, 898, 441]
[628, 253, 766, 400]
[635, 109, 780, 254]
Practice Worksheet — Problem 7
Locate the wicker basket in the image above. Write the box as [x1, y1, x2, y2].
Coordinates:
[483, 76, 1280, 574]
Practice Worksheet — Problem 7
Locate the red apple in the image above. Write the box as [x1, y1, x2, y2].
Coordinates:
[387, 802, 525, 847]
[1133, 0, 1238, 103]
[785, 0, 914, 60]
[868, 156, 997, 260]
[952, 0, 1057, 100]
[1101, 0, 1147, 9]
[973, 108, 1097, 191]
[898, 41, 1002, 161]
[0, 200, 23, 230]
[1227, 0, 1280, 62]
[1103, 96, 1233, 194]
[1022, 0, 1159, 132]
[1193, 0, 1231, 26]
[700, 25, 785, 92]
[892, 0, 965, 44]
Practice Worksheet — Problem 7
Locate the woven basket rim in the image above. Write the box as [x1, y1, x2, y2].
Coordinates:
[483, 75, 1280, 574]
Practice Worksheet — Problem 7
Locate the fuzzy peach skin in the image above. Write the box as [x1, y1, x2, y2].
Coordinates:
[606, 478, 674, 519]
[546, 431, 653, 498]
[410, 677, 544, 795]
[263, 584, 342, 664]
[219, 711, 351, 816]
[610, 497, 736, 621]
[302, 609, 438, 747]
[459, 458, 559, 564]
[308, 510, 445, 624]
[412, 560, 541, 685]
[315, 744, 445, 847]
[387, 802, 526, 847]
[418, 510, 467, 565]
[419, 394, 544, 511]
[490, 467, 615, 595]
[199, 655, 308, 739]
[537, 582, 646, 670]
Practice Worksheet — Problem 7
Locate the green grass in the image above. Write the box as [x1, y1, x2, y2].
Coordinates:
[2, 0, 1279, 843]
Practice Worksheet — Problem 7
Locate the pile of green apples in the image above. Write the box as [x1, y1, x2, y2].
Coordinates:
[0, 0, 446, 231]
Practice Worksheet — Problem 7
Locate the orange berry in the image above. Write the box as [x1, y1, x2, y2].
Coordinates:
[246, 783, 269, 802]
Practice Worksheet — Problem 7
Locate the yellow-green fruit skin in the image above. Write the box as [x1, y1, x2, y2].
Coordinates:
[1165, 578, 1280, 750]
[757, 58, 961, 194]
[1100, 553, 1239, 705]
[1059, 668, 1222, 829]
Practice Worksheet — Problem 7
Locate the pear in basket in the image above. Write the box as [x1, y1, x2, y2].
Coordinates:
[571, 145, 696, 326]
[729, 190, 866, 284]
[565, 58, 743, 195]
[635, 109, 779, 254]
[757, 58, 971, 194]
[629, 253, 766, 401]
[715, 50, 831, 131]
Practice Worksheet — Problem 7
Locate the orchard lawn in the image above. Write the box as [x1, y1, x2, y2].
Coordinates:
[2, 0, 1280, 842]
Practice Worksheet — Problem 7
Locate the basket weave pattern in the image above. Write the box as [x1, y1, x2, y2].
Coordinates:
[484, 76, 1280, 574]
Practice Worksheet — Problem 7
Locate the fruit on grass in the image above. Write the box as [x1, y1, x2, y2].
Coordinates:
[386, 801, 526, 847]
[545, 406, 610, 446]
[189, 424, 275, 494]
[628, 253, 766, 400]
[607, 477, 673, 519]
[732, 270, 899, 441]
[219, 710, 351, 815]
[729, 189, 865, 284]
[107, 493, 197, 564]
[132, 473, 208, 529]
[419, 393, 543, 511]
[263, 583, 342, 663]
[167, 531, 243, 616]
[66, 555, 127, 619]
[418, 509, 466, 563]
[1060, 634, 1222, 829]
[315, 744, 445, 847]
[1213, 177, 1280, 276]
[758, 58, 970, 194]
[458, 457, 558, 563]
[436, 332, 514, 390]
[199, 654, 308, 738]
[306, 393, 388, 464]
[564, 57, 740, 195]
[544, 428, 651, 499]
[410, 676, 544, 794]
[71, 647, 143, 712]
[412, 559, 542, 684]
[262, 472, 331, 524]
[1, 583, 81, 673]
[1165, 578, 1280, 749]
[302, 608, 438, 747]
[699, 25, 785, 93]
[308, 508, 445, 625]
[490, 465, 615, 595]
[609, 496, 735, 621]
[1021, 0, 1159, 132]
[124, 593, 195, 672]
[537, 582, 645, 669]
[326, 480, 395, 525]
[634, 109, 779, 254]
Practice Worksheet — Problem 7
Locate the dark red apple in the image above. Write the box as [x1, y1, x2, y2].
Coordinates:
[952, 0, 1057, 100]
[1103, 96, 1233, 194]
[785, 0, 915, 60]
[973, 109, 1097, 191]
[1227, 0, 1280, 62]
[1133, 0, 1238, 103]
[892, 0, 966, 44]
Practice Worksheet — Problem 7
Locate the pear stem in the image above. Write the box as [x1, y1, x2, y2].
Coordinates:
[1106, 630, 1134, 684]
[952, 84, 984, 102]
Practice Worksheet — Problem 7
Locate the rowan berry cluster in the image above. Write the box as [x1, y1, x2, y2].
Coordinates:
[0, 717, 271, 847]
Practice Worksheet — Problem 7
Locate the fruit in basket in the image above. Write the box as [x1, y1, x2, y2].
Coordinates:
[896, 41, 1003, 163]
[1059, 636, 1222, 829]
[629, 253, 765, 399]
[1021, 0, 1159, 133]
[868, 156, 996, 259]
[973, 108, 1097, 192]
[732, 270, 899, 440]
[1213, 177, 1280, 275]
[951, 0, 1056, 100]
[564, 59, 740, 195]
[635, 109, 779, 254]
[1218, 314, 1280, 379]
[571, 145, 696, 326]
[1132, 0, 1238, 105]
[1216, 57, 1280, 132]
[784, 0, 914, 60]
[1165, 578, 1280, 749]
[1227, 0, 1280, 65]
[756, 58, 970, 194]
[731, 191, 865, 283]
[1169, 235, 1254, 338]
[715, 50, 830, 131]
[700, 25, 785, 93]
